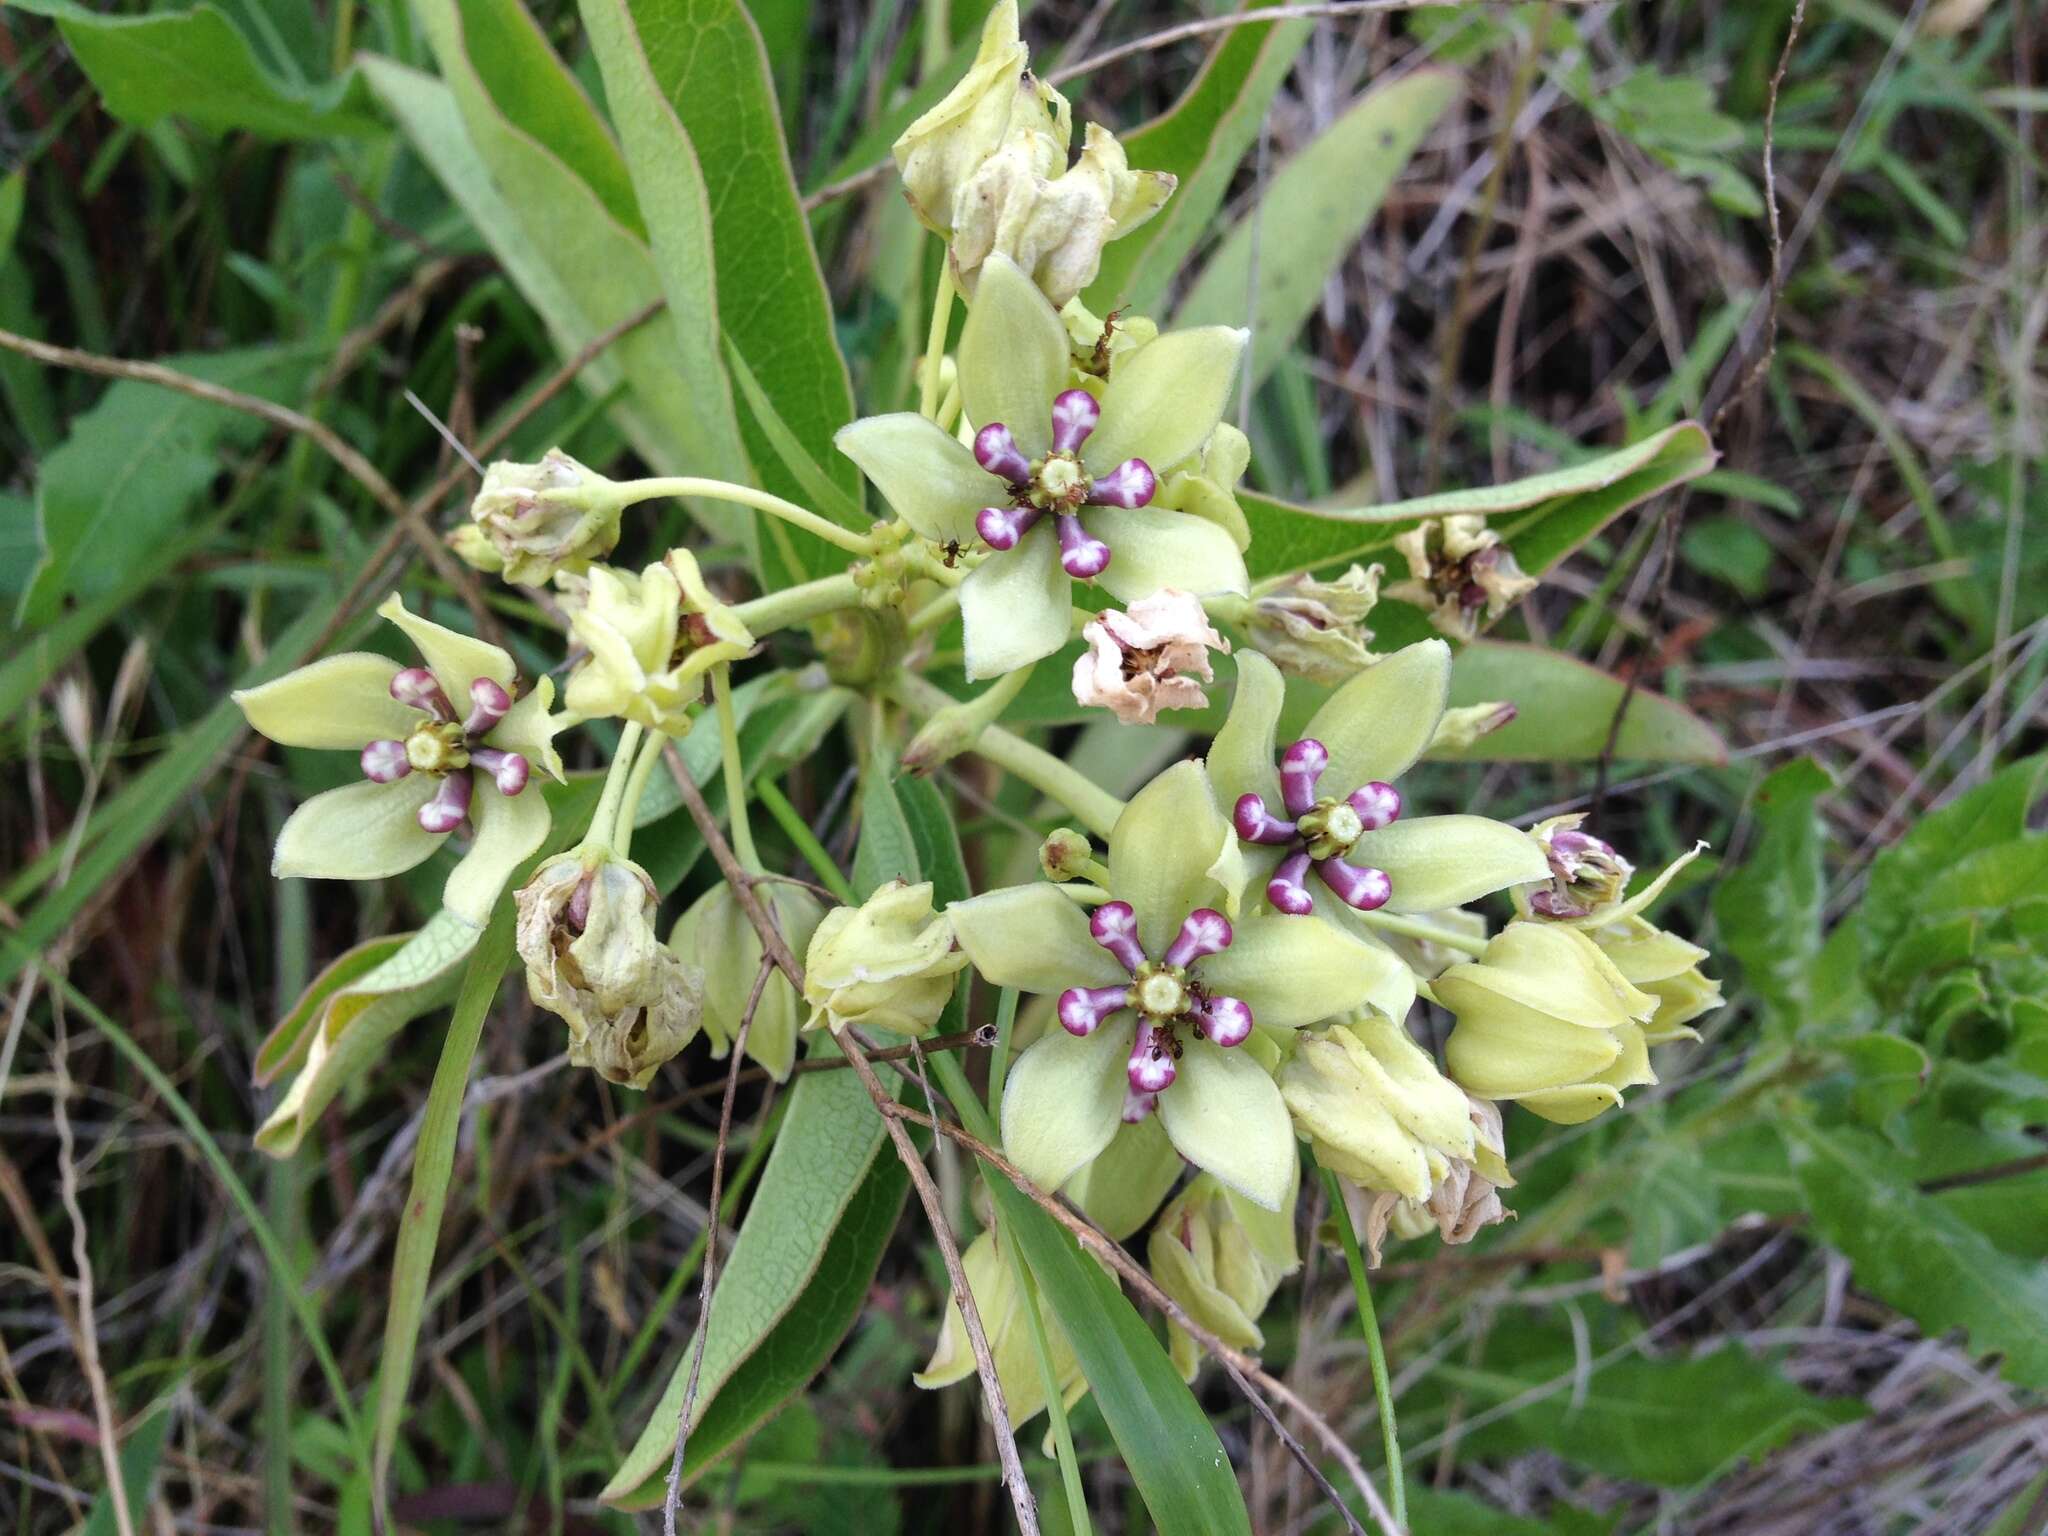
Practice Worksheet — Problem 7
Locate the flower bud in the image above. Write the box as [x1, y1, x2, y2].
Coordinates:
[1586, 915, 1722, 1044]
[1439, 920, 1659, 1124]
[1427, 700, 1518, 753]
[893, 1, 1032, 238]
[1071, 588, 1229, 725]
[517, 851, 704, 1089]
[670, 881, 824, 1082]
[1279, 1014, 1476, 1200]
[1246, 563, 1384, 685]
[1038, 827, 1106, 885]
[1386, 514, 1537, 639]
[803, 881, 969, 1037]
[464, 449, 621, 586]
[1341, 1094, 1513, 1266]
[916, 1226, 1088, 1429]
[559, 556, 754, 736]
[1148, 1171, 1299, 1380]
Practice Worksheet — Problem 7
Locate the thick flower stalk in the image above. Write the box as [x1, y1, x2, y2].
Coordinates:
[232, 593, 563, 925]
[950, 760, 1406, 1209]
[837, 255, 1249, 678]
[1071, 588, 1228, 724]
[802, 880, 969, 1037]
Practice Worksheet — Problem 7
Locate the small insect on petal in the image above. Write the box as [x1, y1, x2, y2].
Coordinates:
[973, 422, 1032, 487]
[1059, 984, 1132, 1037]
[470, 746, 530, 797]
[1164, 908, 1232, 969]
[976, 504, 1042, 551]
[361, 739, 412, 783]
[1266, 850, 1316, 915]
[1347, 781, 1403, 831]
[465, 677, 512, 736]
[391, 667, 455, 721]
[1056, 514, 1111, 579]
[1191, 993, 1254, 1048]
[1089, 900, 1148, 974]
[1050, 388, 1101, 454]
[417, 769, 473, 834]
[1319, 857, 1392, 912]
[1084, 458, 1155, 509]
[1128, 1019, 1177, 1094]
[1279, 738, 1329, 818]
[1233, 793, 1297, 846]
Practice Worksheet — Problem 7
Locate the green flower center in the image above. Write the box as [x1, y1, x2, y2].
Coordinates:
[1133, 961, 1190, 1020]
[1296, 798, 1364, 861]
[405, 720, 470, 775]
[1029, 452, 1090, 510]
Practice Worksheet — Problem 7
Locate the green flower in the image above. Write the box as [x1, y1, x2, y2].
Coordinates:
[1339, 1092, 1513, 1266]
[915, 1225, 1087, 1430]
[1438, 920, 1660, 1124]
[669, 881, 824, 1083]
[460, 448, 621, 586]
[802, 880, 970, 1037]
[557, 553, 754, 735]
[836, 255, 1250, 679]
[1149, 1168, 1299, 1380]
[1279, 1013, 1475, 1200]
[892, 0, 1033, 239]
[1208, 646, 1550, 928]
[1586, 916, 1722, 1044]
[233, 594, 563, 926]
[949, 760, 1401, 1209]
[1245, 562, 1383, 685]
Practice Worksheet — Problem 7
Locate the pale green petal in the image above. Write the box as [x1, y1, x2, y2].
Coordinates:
[272, 777, 441, 881]
[1159, 1039, 1294, 1210]
[443, 781, 551, 927]
[836, 413, 1003, 546]
[1351, 815, 1552, 914]
[1001, 1015, 1133, 1194]
[234, 653, 414, 750]
[1085, 326, 1247, 475]
[958, 254, 1065, 457]
[1198, 914, 1392, 1028]
[949, 883, 1123, 993]
[1088, 506, 1250, 602]
[1303, 639, 1452, 791]
[1205, 651, 1285, 810]
[487, 675, 564, 783]
[1444, 923, 1647, 1028]
[1440, 992, 1622, 1097]
[961, 521, 1071, 680]
[1512, 1082, 1626, 1125]
[378, 593, 516, 703]
[1346, 1014, 1476, 1153]
[1064, 1113, 1184, 1241]
[1110, 759, 1229, 956]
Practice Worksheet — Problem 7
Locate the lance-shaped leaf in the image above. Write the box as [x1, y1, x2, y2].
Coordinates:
[1431, 641, 1729, 764]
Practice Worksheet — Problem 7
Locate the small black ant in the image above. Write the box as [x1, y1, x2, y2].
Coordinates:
[941, 538, 965, 568]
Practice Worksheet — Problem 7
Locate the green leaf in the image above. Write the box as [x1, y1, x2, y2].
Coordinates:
[1240, 421, 1717, 582]
[1455, 1342, 1862, 1486]
[1785, 1118, 2048, 1389]
[1712, 758, 1833, 1038]
[1680, 514, 1775, 598]
[1175, 69, 1461, 387]
[982, 1173, 1255, 1536]
[11, 0, 382, 140]
[603, 1050, 903, 1503]
[79, 1406, 173, 1536]
[1402, 1489, 1604, 1536]
[1083, 11, 1313, 316]
[1433, 641, 1728, 763]
[18, 345, 315, 627]
[595, 0, 863, 575]
[853, 759, 923, 898]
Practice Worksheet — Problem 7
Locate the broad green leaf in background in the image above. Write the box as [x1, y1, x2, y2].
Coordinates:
[1433, 641, 1728, 763]
[852, 757, 923, 897]
[603, 1051, 903, 1503]
[1240, 421, 1717, 582]
[17, 345, 315, 627]
[1712, 758, 1832, 1038]
[79, 1405, 173, 1536]
[983, 1174, 1256, 1536]
[11, 0, 383, 140]
[1174, 69, 1461, 388]
[1785, 1118, 2048, 1390]
[1084, 12, 1313, 316]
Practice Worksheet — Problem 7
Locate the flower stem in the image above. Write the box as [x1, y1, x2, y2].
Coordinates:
[712, 666, 761, 873]
[888, 672, 1125, 840]
[920, 263, 955, 421]
[613, 725, 667, 859]
[583, 720, 646, 859]
[613, 477, 876, 556]
[1321, 1166, 1406, 1528]
[731, 571, 864, 634]
[756, 779, 856, 904]
[1357, 909, 1489, 955]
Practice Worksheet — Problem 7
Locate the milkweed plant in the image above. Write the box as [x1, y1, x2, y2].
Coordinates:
[236, 3, 1721, 1521]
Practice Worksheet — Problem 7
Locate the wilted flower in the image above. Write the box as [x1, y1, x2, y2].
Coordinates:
[670, 881, 825, 1082]
[1149, 1169, 1299, 1380]
[1525, 814, 1635, 919]
[803, 881, 969, 1036]
[1279, 1013, 1474, 1199]
[557, 553, 754, 735]
[1587, 916, 1722, 1043]
[232, 594, 563, 925]
[1387, 514, 1537, 639]
[1072, 588, 1228, 724]
[892, 1, 1032, 238]
[1343, 1093, 1513, 1266]
[516, 851, 704, 1088]
[1208, 647, 1549, 922]
[915, 1225, 1087, 1429]
[1439, 920, 1660, 1124]
[836, 255, 1249, 679]
[1246, 563, 1382, 684]
[949, 761, 1404, 1209]
[459, 449, 621, 586]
